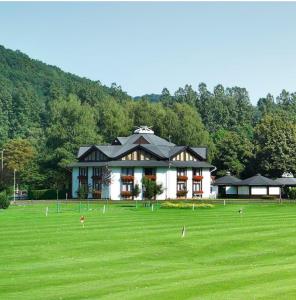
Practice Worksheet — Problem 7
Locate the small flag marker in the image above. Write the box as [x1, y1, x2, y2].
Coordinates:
[80, 215, 85, 228]
[181, 225, 186, 238]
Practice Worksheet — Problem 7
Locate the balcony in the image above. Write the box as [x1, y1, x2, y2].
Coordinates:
[121, 191, 132, 197]
[177, 190, 188, 197]
[193, 175, 203, 181]
[144, 175, 156, 181]
[177, 175, 188, 181]
[193, 190, 203, 195]
[92, 175, 102, 181]
[121, 175, 134, 182]
[92, 190, 102, 199]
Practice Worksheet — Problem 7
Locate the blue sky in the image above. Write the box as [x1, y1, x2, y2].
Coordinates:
[0, 2, 296, 104]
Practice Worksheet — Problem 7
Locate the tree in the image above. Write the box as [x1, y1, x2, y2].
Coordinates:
[45, 95, 102, 188]
[254, 114, 296, 177]
[213, 130, 254, 176]
[4, 138, 35, 172]
[132, 184, 141, 199]
[142, 177, 163, 200]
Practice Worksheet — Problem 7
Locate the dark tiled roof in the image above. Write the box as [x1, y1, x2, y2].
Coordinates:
[69, 160, 214, 168]
[213, 175, 242, 186]
[239, 174, 282, 186]
[77, 133, 208, 161]
[275, 178, 296, 186]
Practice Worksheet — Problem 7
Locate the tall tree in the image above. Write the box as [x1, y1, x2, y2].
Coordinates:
[254, 114, 296, 177]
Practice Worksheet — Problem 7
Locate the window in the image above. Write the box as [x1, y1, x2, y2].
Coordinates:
[193, 182, 201, 192]
[122, 182, 133, 192]
[79, 167, 87, 176]
[144, 168, 156, 176]
[121, 168, 134, 176]
[177, 168, 187, 176]
[93, 167, 103, 177]
[177, 182, 187, 191]
[193, 168, 202, 176]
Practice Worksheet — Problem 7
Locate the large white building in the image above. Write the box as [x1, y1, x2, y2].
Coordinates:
[70, 126, 215, 200]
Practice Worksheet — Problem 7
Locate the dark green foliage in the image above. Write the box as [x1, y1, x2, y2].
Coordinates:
[132, 184, 141, 199]
[28, 189, 68, 200]
[0, 191, 10, 209]
[142, 177, 163, 200]
[1, 44, 296, 191]
[288, 188, 296, 200]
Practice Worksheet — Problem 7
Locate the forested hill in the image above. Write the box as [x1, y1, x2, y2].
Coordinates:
[0, 45, 131, 141]
[1, 44, 296, 191]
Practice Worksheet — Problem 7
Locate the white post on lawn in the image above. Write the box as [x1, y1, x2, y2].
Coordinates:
[192, 204, 195, 211]
[103, 204, 106, 214]
[45, 206, 48, 217]
[13, 169, 16, 203]
[151, 204, 154, 212]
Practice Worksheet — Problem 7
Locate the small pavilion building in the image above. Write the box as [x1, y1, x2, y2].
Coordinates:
[213, 173, 282, 198]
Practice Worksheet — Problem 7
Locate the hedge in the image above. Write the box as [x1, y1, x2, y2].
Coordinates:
[28, 189, 69, 200]
[0, 191, 10, 209]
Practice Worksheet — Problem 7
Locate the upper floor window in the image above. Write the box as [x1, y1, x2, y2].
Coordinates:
[177, 168, 187, 176]
[84, 150, 107, 161]
[121, 167, 134, 176]
[79, 167, 88, 176]
[193, 168, 202, 176]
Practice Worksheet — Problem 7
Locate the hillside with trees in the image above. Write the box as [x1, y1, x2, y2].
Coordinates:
[0, 45, 296, 193]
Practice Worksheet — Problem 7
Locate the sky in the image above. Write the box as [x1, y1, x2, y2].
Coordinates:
[0, 2, 296, 104]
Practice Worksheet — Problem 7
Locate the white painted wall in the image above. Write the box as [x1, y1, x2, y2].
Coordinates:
[251, 187, 267, 195]
[72, 167, 79, 198]
[210, 185, 218, 198]
[134, 167, 143, 200]
[187, 168, 193, 198]
[167, 167, 177, 199]
[202, 168, 211, 198]
[225, 186, 237, 195]
[238, 186, 249, 195]
[269, 187, 280, 195]
[87, 167, 92, 199]
[156, 167, 167, 200]
[110, 167, 121, 200]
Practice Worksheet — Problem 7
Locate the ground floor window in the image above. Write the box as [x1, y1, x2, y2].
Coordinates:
[193, 182, 203, 197]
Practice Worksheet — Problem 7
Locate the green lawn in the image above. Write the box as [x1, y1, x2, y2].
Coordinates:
[1, 202, 296, 299]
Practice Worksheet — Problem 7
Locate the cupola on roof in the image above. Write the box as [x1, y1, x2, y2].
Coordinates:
[134, 126, 154, 134]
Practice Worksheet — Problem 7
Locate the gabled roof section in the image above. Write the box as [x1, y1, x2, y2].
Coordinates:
[190, 147, 207, 160]
[213, 175, 242, 186]
[78, 146, 91, 158]
[276, 177, 296, 186]
[239, 174, 282, 186]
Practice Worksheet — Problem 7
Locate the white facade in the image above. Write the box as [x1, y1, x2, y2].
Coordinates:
[72, 166, 212, 200]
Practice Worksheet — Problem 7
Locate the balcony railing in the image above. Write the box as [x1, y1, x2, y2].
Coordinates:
[121, 175, 134, 182]
[121, 191, 132, 197]
[144, 175, 156, 181]
[92, 175, 102, 181]
[177, 190, 188, 197]
[177, 175, 188, 181]
[193, 190, 203, 195]
[193, 175, 203, 181]
[92, 190, 102, 199]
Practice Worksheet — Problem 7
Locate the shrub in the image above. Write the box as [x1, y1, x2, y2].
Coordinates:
[161, 201, 214, 209]
[288, 188, 296, 200]
[261, 195, 277, 200]
[0, 191, 10, 209]
[28, 189, 68, 200]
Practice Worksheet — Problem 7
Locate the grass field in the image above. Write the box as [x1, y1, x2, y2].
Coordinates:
[1, 202, 296, 299]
